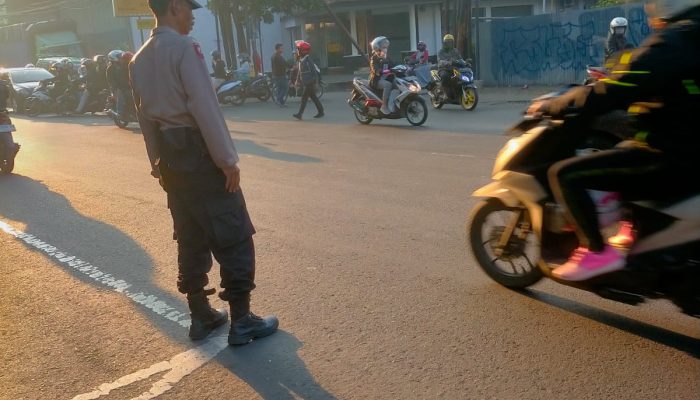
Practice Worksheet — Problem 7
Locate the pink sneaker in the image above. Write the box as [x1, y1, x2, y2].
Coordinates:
[552, 245, 625, 281]
[608, 221, 634, 248]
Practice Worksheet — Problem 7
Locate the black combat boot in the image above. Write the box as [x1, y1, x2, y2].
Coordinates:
[227, 294, 279, 345]
[186, 289, 229, 340]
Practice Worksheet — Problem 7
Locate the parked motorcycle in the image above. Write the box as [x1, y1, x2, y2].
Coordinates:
[25, 78, 80, 116]
[428, 59, 478, 111]
[347, 65, 428, 126]
[216, 72, 272, 106]
[0, 110, 19, 174]
[467, 94, 700, 317]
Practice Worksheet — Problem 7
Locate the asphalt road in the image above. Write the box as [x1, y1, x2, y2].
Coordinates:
[1, 92, 698, 400]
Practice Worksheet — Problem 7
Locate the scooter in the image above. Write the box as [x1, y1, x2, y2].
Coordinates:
[467, 94, 700, 317]
[0, 110, 19, 174]
[583, 66, 609, 85]
[428, 59, 478, 111]
[216, 72, 271, 106]
[347, 65, 428, 126]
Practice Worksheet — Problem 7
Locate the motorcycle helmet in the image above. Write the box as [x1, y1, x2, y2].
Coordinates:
[417, 41, 427, 52]
[609, 17, 628, 35]
[121, 51, 134, 63]
[93, 55, 107, 64]
[81, 58, 94, 66]
[443, 34, 455, 49]
[370, 36, 389, 52]
[295, 40, 311, 55]
[60, 58, 71, 67]
[237, 52, 251, 63]
[108, 50, 124, 62]
[646, 0, 700, 20]
[211, 49, 221, 58]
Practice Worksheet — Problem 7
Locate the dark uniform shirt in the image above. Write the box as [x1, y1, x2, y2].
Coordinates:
[271, 53, 287, 78]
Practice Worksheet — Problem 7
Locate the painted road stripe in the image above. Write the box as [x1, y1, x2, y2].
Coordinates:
[72, 335, 229, 400]
[0, 220, 190, 328]
[0, 219, 232, 399]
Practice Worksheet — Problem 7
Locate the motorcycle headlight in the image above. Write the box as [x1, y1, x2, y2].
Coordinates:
[409, 83, 421, 93]
[461, 75, 471, 82]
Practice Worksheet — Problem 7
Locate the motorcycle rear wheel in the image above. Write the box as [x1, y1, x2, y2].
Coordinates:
[257, 87, 271, 102]
[429, 90, 444, 109]
[469, 198, 543, 288]
[354, 110, 373, 125]
[0, 157, 14, 174]
[26, 98, 41, 117]
[460, 87, 478, 111]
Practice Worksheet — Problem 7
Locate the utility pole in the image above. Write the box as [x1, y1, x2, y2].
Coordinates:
[320, 0, 368, 62]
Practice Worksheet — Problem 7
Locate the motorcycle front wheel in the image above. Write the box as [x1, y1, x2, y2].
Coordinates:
[404, 97, 428, 126]
[468, 198, 543, 288]
[461, 87, 478, 111]
[231, 93, 245, 106]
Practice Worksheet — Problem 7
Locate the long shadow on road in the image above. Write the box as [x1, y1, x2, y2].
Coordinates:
[517, 288, 700, 359]
[0, 174, 335, 398]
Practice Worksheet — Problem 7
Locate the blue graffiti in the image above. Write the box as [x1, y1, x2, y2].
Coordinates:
[491, 6, 650, 83]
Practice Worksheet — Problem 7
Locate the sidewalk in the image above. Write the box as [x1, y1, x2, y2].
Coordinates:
[322, 73, 557, 104]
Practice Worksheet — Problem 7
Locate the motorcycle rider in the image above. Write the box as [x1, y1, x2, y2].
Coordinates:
[93, 55, 109, 93]
[438, 34, 462, 97]
[369, 36, 394, 115]
[0, 74, 18, 164]
[410, 41, 430, 65]
[210, 49, 227, 88]
[606, 17, 631, 58]
[75, 58, 102, 114]
[106, 50, 125, 116]
[533, 0, 700, 281]
[233, 53, 252, 82]
[292, 40, 324, 120]
[115, 51, 135, 121]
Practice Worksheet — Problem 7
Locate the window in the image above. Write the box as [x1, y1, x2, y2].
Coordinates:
[491, 5, 534, 17]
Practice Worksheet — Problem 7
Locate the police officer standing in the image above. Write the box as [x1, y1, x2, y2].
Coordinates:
[129, 0, 278, 345]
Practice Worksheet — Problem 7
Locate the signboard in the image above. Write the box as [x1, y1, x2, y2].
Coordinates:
[137, 18, 156, 30]
[113, 0, 151, 17]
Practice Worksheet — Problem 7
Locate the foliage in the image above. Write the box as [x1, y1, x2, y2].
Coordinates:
[589, 0, 626, 9]
[208, 0, 321, 24]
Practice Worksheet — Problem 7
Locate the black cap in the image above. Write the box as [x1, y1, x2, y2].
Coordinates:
[148, 0, 203, 11]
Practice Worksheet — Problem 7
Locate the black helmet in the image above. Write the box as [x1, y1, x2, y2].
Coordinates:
[93, 55, 107, 64]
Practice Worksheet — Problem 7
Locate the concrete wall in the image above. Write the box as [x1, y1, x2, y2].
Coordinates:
[477, 4, 651, 86]
[416, 4, 443, 56]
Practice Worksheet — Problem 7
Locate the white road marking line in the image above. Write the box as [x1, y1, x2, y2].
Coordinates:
[0, 220, 191, 328]
[72, 335, 229, 400]
[430, 152, 476, 158]
[1, 219, 232, 399]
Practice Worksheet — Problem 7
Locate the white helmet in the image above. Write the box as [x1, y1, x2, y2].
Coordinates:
[647, 0, 700, 20]
[107, 50, 124, 62]
[371, 36, 390, 52]
[610, 17, 628, 35]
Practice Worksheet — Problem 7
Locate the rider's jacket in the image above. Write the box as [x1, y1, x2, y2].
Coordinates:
[438, 47, 461, 65]
[548, 6, 700, 161]
[369, 51, 391, 89]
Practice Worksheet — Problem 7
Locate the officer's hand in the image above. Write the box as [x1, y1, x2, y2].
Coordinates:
[223, 164, 241, 193]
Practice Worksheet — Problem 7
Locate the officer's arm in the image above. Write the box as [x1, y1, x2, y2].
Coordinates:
[129, 81, 161, 177]
[180, 41, 239, 169]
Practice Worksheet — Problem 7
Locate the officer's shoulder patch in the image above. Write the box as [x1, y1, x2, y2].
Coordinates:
[193, 42, 204, 60]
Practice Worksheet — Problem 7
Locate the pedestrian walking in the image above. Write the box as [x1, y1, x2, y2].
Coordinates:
[292, 41, 324, 120]
[129, 0, 278, 345]
[271, 43, 288, 106]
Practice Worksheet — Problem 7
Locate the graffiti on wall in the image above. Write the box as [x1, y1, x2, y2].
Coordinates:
[491, 6, 651, 83]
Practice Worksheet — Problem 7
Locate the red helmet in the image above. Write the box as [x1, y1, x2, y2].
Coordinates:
[295, 40, 311, 54]
[121, 51, 134, 63]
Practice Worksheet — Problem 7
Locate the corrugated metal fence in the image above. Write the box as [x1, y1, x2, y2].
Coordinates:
[477, 5, 651, 86]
